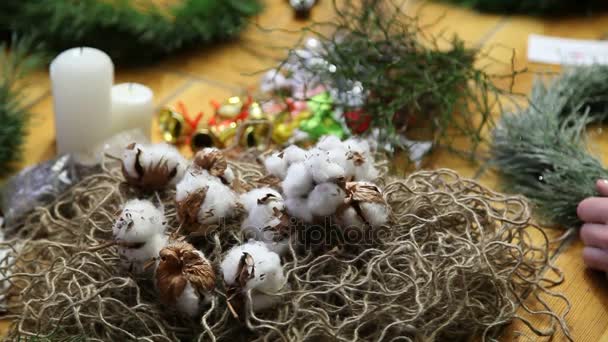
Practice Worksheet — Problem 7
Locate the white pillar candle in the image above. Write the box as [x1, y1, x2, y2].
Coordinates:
[110, 83, 154, 138]
[50, 47, 114, 155]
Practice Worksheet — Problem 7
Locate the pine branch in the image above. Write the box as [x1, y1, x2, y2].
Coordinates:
[0, 37, 44, 176]
[490, 66, 608, 229]
[274, 0, 517, 158]
[0, 0, 261, 65]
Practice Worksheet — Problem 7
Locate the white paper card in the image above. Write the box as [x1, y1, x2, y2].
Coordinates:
[527, 34, 608, 65]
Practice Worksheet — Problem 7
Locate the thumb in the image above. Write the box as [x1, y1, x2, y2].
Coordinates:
[597, 179, 608, 197]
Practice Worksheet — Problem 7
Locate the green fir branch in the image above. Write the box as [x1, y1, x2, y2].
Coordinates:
[0, 0, 261, 65]
[0, 37, 44, 176]
[275, 0, 517, 158]
[490, 66, 608, 229]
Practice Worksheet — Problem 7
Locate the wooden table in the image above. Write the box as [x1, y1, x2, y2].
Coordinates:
[3, 0, 608, 340]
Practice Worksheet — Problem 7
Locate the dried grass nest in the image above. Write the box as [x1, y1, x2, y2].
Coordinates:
[0, 156, 571, 341]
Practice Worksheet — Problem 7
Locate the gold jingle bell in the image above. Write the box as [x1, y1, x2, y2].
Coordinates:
[158, 108, 185, 144]
[190, 127, 221, 151]
[217, 96, 244, 119]
[190, 122, 238, 152]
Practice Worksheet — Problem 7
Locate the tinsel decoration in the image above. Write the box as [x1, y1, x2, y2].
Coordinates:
[441, 0, 608, 15]
[264, 0, 515, 157]
[0, 37, 43, 175]
[490, 65, 608, 229]
[0, 0, 261, 65]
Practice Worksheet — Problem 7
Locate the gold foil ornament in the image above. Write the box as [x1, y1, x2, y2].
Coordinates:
[272, 111, 311, 145]
[248, 102, 264, 119]
[217, 96, 244, 119]
[158, 108, 185, 144]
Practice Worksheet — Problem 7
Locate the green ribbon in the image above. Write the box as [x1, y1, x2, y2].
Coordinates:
[299, 92, 346, 141]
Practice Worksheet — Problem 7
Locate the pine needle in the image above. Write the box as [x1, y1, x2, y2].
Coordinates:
[0, 37, 44, 176]
[0, 0, 261, 65]
[490, 66, 608, 229]
[274, 0, 516, 159]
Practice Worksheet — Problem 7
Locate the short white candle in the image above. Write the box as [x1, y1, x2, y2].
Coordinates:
[50, 47, 114, 155]
[110, 83, 154, 138]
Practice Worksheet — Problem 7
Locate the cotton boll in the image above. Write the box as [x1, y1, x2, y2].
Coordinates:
[316, 135, 344, 151]
[240, 188, 287, 241]
[240, 188, 283, 213]
[175, 171, 207, 203]
[197, 179, 239, 224]
[360, 202, 390, 228]
[192, 148, 235, 185]
[176, 172, 239, 225]
[285, 197, 313, 223]
[264, 152, 288, 179]
[337, 206, 364, 230]
[307, 183, 346, 216]
[282, 162, 314, 198]
[118, 234, 168, 273]
[175, 282, 201, 317]
[221, 241, 285, 294]
[304, 148, 345, 183]
[328, 148, 355, 179]
[113, 199, 166, 242]
[344, 137, 372, 158]
[156, 241, 216, 316]
[354, 161, 379, 182]
[282, 145, 307, 165]
[338, 182, 390, 229]
[113, 199, 168, 273]
[121, 142, 187, 190]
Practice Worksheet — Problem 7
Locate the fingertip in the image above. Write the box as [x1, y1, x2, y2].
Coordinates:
[577, 197, 591, 221]
[582, 247, 608, 272]
[598, 179, 608, 197]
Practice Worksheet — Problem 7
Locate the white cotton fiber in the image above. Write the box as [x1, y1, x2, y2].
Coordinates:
[328, 148, 355, 179]
[240, 188, 285, 241]
[304, 148, 345, 183]
[113, 199, 166, 242]
[360, 202, 390, 228]
[121, 145, 140, 179]
[240, 187, 283, 213]
[285, 197, 313, 223]
[197, 178, 239, 224]
[354, 161, 379, 182]
[307, 183, 346, 216]
[176, 282, 201, 317]
[344, 137, 372, 158]
[221, 241, 285, 294]
[282, 145, 307, 165]
[264, 152, 288, 179]
[282, 162, 314, 198]
[316, 135, 344, 151]
[175, 171, 211, 202]
[123, 143, 187, 184]
[175, 171, 238, 225]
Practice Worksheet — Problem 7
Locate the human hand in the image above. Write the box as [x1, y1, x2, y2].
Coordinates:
[577, 180, 608, 271]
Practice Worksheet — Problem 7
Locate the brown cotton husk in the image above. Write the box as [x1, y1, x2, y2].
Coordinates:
[0, 156, 570, 341]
